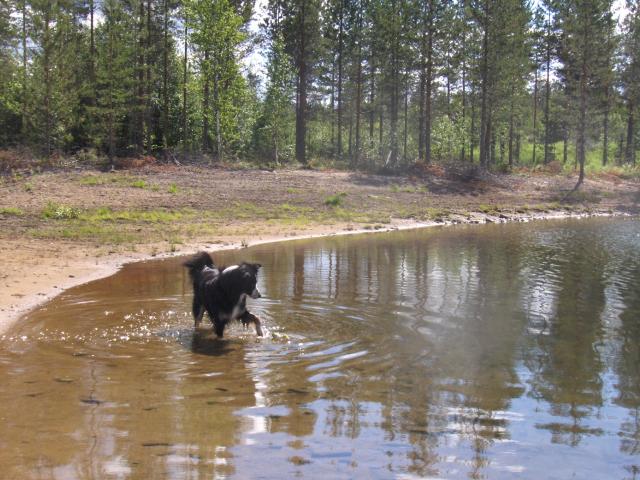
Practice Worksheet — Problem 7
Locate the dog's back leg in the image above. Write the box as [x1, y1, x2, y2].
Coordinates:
[213, 319, 226, 338]
[240, 311, 263, 337]
[193, 296, 205, 328]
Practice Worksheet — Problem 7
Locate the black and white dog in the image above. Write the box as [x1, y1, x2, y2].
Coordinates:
[184, 251, 263, 338]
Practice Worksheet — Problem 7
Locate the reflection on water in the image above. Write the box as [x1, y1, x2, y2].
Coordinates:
[1, 217, 640, 479]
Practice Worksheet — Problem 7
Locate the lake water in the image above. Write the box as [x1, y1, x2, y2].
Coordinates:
[1, 217, 639, 479]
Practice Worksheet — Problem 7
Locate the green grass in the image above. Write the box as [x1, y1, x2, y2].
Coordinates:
[130, 179, 148, 189]
[78, 174, 160, 190]
[391, 184, 428, 194]
[79, 175, 105, 186]
[168, 183, 179, 194]
[324, 192, 347, 207]
[42, 202, 81, 219]
[0, 206, 24, 216]
[81, 207, 195, 223]
[478, 204, 499, 215]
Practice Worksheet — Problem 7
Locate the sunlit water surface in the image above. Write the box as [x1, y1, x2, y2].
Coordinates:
[1, 217, 639, 479]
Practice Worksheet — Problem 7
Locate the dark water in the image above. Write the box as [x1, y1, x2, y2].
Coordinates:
[1, 218, 640, 479]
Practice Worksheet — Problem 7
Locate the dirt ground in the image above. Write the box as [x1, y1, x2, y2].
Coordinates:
[1, 164, 638, 333]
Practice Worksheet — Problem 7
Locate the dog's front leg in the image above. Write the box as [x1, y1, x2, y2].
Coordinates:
[240, 311, 263, 337]
[193, 297, 205, 328]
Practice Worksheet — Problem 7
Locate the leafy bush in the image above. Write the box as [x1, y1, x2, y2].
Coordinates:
[42, 202, 81, 220]
[324, 192, 347, 207]
[0, 207, 24, 216]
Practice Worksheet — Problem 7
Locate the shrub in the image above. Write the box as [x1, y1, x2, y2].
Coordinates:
[42, 202, 81, 220]
[324, 192, 347, 207]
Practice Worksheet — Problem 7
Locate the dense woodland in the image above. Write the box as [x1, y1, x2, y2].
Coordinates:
[0, 0, 638, 182]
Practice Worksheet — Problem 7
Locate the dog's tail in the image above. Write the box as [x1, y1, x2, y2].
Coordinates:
[184, 252, 214, 322]
[183, 251, 214, 281]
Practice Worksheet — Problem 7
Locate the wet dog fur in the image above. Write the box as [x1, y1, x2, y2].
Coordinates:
[184, 252, 263, 338]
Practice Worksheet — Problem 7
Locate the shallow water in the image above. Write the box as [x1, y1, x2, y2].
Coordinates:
[1, 217, 640, 479]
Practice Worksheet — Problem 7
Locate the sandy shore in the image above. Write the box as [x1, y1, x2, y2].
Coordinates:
[1, 210, 627, 336]
[0, 220, 420, 334]
[1, 165, 637, 334]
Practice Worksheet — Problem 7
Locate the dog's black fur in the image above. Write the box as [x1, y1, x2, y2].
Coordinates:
[184, 251, 263, 338]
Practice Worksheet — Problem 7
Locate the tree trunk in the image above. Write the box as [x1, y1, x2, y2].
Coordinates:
[470, 87, 475, 163]
[461, 38, 467, 162]
[295, 62, 307, 165]
[353, 13, 363, 168]
[626, 99, 635, 165]
[330, 58, 335, 154]
[617, 132, 624, 165]
[543, 14, 551, 165]
[378, 103, 383, 159]
[136, 1, 145, 153]
[418, 43, 426, 161]
[202, 50, 210, 154]
[337, 0, 344, 159]
[214, 72, 222, 162]
[369, 53, 375, 146]
[21, 0, 27, 139]
[403, 72, 408, 164]
[89, 0, 96, 109]
[43, 4, 51, 155]
[602, 98, 609, 166]
[508, 96, 514, 168]
[532, 61, 538, 165]
[145, 0, 152, 153]
[425, 8, 434, 163]
[479, 0, 489, 169]
[107, 19, 115, 168]
[576, 73, 587, 186]
[182, 14, 188, 152]
[295, 0, 308, 165]
[389, 34, 399, 167]
[162, 0, 169, 154]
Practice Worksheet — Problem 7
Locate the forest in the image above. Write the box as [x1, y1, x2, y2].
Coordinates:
[0, 0, 638, 184]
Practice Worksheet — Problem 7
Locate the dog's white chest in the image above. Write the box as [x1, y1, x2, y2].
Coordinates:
[229, 293, 247, 320]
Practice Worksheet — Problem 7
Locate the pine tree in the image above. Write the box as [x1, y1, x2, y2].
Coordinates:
[279, 0, 322, 165]
[187, 0, 247, 162]
[554, 0, 614, 187]
[0, 0, 21, 144]
[621, 0, 640, 165]
[260, 32, 295, 164]
[94, 0, 136, 165]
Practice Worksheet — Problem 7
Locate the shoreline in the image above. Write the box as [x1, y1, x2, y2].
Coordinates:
[0, 208, 628, 336]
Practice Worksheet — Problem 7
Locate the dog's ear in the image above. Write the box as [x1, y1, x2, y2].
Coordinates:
[253, 263, 262, 270]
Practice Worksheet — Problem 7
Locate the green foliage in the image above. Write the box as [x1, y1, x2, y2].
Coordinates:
[0, 206, 24, 216]
[130, 179, 148, 189]
[0, 0, 637, 183]
[253, 33, 295, 164]
[42, 202, 81, 219]
[432, 115, 467, 163]
[324, 192, 347, 206]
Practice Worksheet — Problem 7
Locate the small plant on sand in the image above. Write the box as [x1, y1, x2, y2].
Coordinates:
[167, 183, 178, 194]
[324, 192, 347, 207]
[0, 207, 24, 216]
[24, 182, 34, 192]
[130, 179, 148, 189]
[478, 204, 499, 215]
[79, 175, 104, 186]
[42, 202, 81, 220]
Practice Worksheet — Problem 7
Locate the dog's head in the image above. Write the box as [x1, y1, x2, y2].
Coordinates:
[222, 262, 262, 299]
